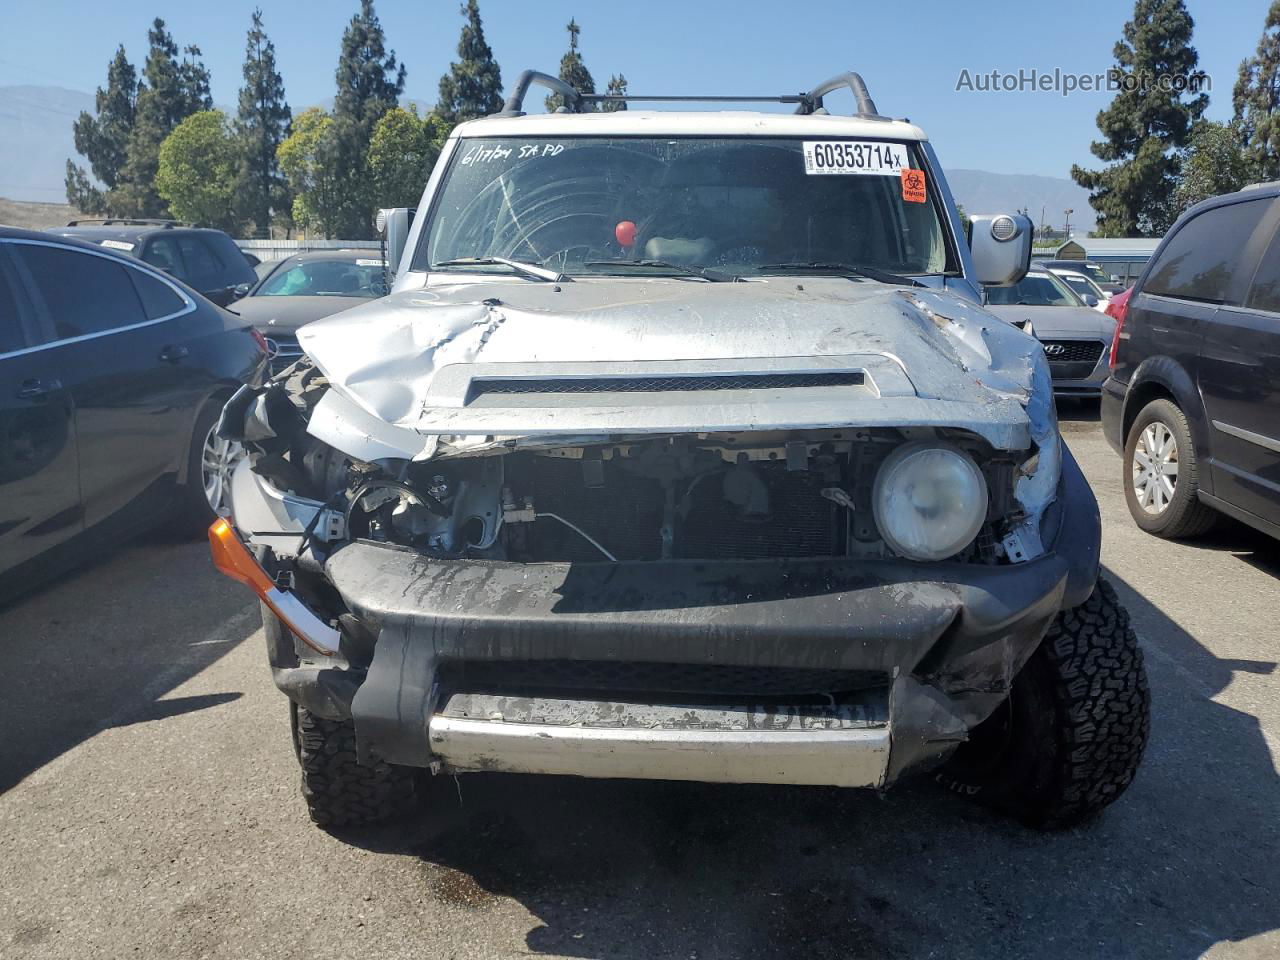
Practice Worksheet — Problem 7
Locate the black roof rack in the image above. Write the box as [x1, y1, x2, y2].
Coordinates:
[65, 218, 197, 228]
[497, 70, 885, 119]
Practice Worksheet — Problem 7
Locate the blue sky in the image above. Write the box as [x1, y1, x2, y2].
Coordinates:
[0, 0, 1270, 179]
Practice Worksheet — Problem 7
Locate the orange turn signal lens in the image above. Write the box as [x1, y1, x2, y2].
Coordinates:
[208, 518, 340, 657]
[209, 517, 275, 595]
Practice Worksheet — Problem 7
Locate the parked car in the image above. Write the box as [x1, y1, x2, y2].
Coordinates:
[1102, 184, 1280, 541]
[231, 250, 389, 374]
[983, 269, 1117, 396]
[0, 227, 265, 601]
[47, 220, 257, 307]
[252, 257, 283, 284]
[211, 70, 1148, 832]
[1036, 258, 1125, 294]
[1044, 265, 1111, 312]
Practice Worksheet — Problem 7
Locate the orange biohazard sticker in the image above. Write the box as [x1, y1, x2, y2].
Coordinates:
[901, 168, 927, 203]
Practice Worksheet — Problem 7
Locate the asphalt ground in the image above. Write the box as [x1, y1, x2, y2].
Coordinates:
[2, 405, 1277, 959]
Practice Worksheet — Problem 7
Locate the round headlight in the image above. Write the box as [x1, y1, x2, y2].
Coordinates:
[872, 443, 988, 561]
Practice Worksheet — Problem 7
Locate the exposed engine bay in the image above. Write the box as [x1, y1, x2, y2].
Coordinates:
[227, 362, 1033, 567]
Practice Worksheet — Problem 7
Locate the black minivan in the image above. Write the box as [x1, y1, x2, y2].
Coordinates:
[1101, 183, 1280, 541]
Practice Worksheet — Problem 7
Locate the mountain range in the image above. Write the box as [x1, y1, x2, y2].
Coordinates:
[1, 85, 1097, 234]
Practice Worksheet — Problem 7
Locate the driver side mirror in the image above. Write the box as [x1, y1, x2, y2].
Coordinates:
[1082, 293, 1099, 307]
[376, 207, 416, 282]
[967, 213, 1033, 287]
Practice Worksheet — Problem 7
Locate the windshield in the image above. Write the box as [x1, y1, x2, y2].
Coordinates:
[421, 136, 953, 279]
[256, 258, 388, 298]
[986, 273, 1082, 307]
[1058, 273, 1102, 299]
[1078, 263, 1113, 285]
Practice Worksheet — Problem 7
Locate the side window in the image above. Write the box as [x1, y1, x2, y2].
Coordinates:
[11, 244, 145, 340]
[209, 233, 255, 283]
[1143, 199, 1270, 304]
[1246, 226, 1280, 313]
[0, 251, 25, 353]
[128, 267, 187, 320]
[142, 236, 188, 280]
[178, 236, 221, 288]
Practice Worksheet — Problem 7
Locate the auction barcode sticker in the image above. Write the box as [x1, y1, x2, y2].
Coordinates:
[802, 141, 909, 176]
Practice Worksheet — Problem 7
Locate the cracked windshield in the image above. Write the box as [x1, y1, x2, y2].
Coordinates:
[426, 137, 953, 278]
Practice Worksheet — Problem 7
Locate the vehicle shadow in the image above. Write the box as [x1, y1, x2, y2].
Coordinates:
[338, 567, 1279, 960]
[0, 534, 258, 795]
[1169, 515, 1280, 580]
[1055, 396, 1101, 425]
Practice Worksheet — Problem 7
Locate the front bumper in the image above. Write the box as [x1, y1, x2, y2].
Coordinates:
[267, 449, 1100, 789]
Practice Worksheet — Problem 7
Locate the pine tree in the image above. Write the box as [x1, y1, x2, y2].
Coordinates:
[436, 0, 503, 126]
[235, 9, 292, 237]
[114, 19, 213, 218]
[601, 73, 628, 112]
[1233, 1, 1280, 181]
[1070, 0, 1207, 237]
[330, 0, 406, 238]
[65, 45, 138, 213]
[546, 19, 596, 113]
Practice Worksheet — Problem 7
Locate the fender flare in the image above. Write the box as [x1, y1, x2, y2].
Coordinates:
[1121, 355, 1210, 460]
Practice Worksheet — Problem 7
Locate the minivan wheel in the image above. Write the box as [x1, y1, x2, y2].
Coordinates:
[935, 579, 1150, 828]
[1123, 398, 1216, 538]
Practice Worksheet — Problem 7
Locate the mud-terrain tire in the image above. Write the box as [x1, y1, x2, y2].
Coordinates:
[1123, 398, 1217, 539]
[291, 703, 417, 828]
[935, 579, 1150, 828]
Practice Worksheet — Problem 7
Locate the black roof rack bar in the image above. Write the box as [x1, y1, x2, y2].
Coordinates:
[580, 94, 809, 105]
[496, 68, 884, 119]
[499, 70, 582, 116]
[795, 73, 881, 118]
[65, 218, 195, 228]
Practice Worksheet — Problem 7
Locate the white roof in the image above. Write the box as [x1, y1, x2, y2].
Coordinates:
[452, 110, 927, 141]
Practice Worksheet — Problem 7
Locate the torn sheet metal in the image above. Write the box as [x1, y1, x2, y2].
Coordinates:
[297, 278, 1047, 451]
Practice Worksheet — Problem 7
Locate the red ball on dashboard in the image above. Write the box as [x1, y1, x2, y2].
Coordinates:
[615, 220, 637, 247]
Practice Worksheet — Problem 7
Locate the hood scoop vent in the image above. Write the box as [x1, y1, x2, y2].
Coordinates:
[468, 371, 865, 402]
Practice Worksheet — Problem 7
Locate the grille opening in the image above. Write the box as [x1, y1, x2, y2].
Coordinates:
[1042, 340, 1104, 363]
[509, 452, 847, 562]
[467, 371, 863, 401]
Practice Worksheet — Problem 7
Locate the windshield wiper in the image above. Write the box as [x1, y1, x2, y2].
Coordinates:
[433, 257, 569, 283]
[583, 259, 735, 282]
[757, 262, 926, 288]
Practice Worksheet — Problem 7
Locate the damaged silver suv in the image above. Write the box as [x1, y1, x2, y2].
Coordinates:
[211, 72, 1149, 830]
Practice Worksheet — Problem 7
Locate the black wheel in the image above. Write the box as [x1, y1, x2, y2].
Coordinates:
[935, 579, 1150, 828]
[1123, 398, 1216, 539]
[291, 703, 417, 828]
[171, 400, 244, 537]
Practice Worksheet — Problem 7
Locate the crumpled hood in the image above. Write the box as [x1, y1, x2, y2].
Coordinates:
[296, 277, 1050, 455]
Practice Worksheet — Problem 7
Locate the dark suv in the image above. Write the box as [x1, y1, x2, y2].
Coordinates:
[47, 220, 256, 307]
[1102, 184, 1280, 541]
